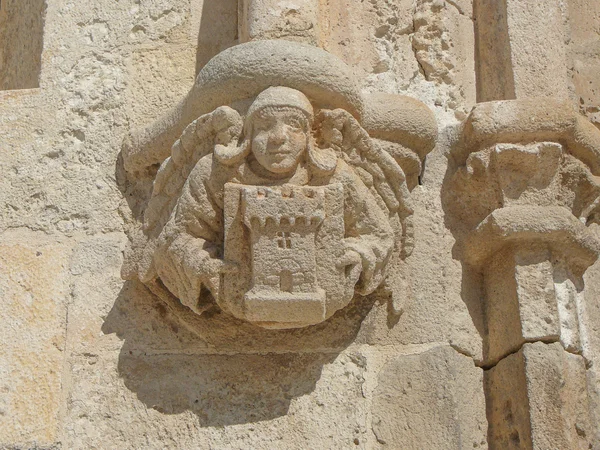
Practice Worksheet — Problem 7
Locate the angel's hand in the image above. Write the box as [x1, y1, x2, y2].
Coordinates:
[192, 258, 237, 302]
[337, 248, 362, 288]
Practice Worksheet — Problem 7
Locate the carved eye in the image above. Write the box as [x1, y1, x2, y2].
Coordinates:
[286, 117, 303, 130]
[253, 117, 275, 132]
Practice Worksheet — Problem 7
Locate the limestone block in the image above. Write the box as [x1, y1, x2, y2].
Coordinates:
[567, 0, 600, 126]
[0, 233, 70, 448]
[412, 0, 476, 111]
[475, 0, 569, 100]
[484, 249, 563, 363]
[371, 345, 487, 449]
[0, 0, 45, 90]
[192, 0, 238, 73]
[514, 256, 561, 342]
[46, 0, 192, 51]
[474, 219, 596, 364]
[323, 0, 416, 88]
[486, 342, 594, 449]
[239, 0, 321, 45]
[0, 54, 127, 237]
[354, 182, 484, 362]
[125, 45, 197, 129]
[63, 350, 368, 449]
[67, 234, 128, 356]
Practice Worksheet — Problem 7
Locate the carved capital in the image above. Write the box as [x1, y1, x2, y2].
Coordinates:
[450, 99, 600, 271]
[447, 98, 600, 367]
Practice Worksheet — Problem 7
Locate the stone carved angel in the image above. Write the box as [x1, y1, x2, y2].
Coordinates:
[126, 86, 412, 329]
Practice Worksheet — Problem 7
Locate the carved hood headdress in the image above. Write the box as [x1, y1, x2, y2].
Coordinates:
[245, 86, 314, 126]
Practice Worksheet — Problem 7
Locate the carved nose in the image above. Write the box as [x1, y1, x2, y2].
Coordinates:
[269, 125, 287, 145]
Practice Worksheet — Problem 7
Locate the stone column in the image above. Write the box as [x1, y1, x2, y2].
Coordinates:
[469, 3, 600, 447]
[450, 101, 600, 448]
[468, 204, 596, 448]
[238, 0, 323, 46]
[474, 0, 569, 101]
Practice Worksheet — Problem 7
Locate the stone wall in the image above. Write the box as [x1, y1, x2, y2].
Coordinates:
[0, 1, 599, 449]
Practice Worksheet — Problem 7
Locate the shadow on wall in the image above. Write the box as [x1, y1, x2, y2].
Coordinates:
[195, 0, 238, 76]
[439, 131, 488, 356]
[106, 3, 382, 427]
[101, 280, 376, 426]
[0, 0, 46, 90]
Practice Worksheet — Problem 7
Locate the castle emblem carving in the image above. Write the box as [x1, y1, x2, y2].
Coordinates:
[121, 41, 437, 330]
[127, 87, 404, 328]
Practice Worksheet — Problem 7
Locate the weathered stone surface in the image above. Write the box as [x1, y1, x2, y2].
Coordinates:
[567, 0, 600, 127]
[124, 83, 429, 330]
[3, 0, 600, 448]
[63, 350, 368, 449]
[447, 90, 600, 450]
[239, 0, 322, 45]
[0, 232, 70, 448]
[67, 233, 128, 356]
[486, 342, 594, 449]
[371, 345, 487, 449]
[475, 0, 569, 101]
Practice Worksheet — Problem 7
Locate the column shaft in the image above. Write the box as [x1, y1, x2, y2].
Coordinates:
[238, 0, 323, 45]
[474, 0, 569, 101]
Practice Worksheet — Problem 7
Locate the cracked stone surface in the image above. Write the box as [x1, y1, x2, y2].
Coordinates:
[371, 345, 487, 449]
[2, 0, 600, 449]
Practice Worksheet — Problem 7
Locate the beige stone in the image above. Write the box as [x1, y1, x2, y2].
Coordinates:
[371, 345, 487, 449]
[3, 0, 600, 448]
[0, 0, 45, 90]
[486, 342, 594, 449]
[567, 0, 600, 127]
[0, 233, 70, 448]
[63, 349, 368, 449]
[239, 0, 322, 45]
[124, 84, 432, 330]
[474, 0, 569, 101]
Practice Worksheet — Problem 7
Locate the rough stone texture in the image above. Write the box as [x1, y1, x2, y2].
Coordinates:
[475, 0, 569, 101]
[486, 342, 595, 449]
[2, 0, 600, 449]
[568, 0, 600, 127]
[63, 350, 369, 449]
[371, 345, 487, 449]
[323, 0, 476, 119]
[0, 232, 70, 449]
[239, 0, 322, 45]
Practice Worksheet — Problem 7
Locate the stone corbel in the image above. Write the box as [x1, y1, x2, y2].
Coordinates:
[450, 98, 600, 448]
[121, 39, 438, 330]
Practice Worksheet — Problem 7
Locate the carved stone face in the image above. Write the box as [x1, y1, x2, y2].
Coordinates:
[250, 108, 308, 174]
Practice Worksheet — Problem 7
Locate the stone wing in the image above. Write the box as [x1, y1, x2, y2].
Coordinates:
[316, 109, 414, 256]
[122, 106, 243, 282]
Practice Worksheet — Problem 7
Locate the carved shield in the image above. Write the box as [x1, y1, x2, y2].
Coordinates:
[222, 182, 346, 328]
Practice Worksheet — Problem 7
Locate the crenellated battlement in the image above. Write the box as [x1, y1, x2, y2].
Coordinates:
[241, 185, 325, 229]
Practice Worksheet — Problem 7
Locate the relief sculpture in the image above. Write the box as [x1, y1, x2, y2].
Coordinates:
[126, 86, 415, 329]
[121, 38, 437, 331]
